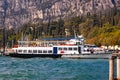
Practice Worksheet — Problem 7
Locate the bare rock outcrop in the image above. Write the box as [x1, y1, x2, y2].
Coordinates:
[0, 0, 120, 28]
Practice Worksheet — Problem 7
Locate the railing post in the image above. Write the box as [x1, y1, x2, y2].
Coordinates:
[117, 56, 120, 80]
[109, 57, 114, 80]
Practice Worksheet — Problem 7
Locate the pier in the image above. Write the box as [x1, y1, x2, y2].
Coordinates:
[109, 53, 120, 80]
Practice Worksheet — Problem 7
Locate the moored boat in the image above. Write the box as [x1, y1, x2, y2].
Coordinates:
[6, 35, 112, 58]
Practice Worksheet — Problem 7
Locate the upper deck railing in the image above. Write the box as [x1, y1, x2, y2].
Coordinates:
[17, 40, 68, 47]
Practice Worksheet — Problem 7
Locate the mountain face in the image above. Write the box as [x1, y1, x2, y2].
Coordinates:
[0, 0, 120, 28]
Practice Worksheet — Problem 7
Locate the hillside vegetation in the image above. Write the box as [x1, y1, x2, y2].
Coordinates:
[0, 8, 120, 47]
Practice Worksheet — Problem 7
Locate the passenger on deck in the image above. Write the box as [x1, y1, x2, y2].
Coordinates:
[90, 48, 94, 54]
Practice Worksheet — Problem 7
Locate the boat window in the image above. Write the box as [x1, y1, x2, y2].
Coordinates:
[64, 48, 67, 50]
[59, 48, 62, 50]
[28, 50, 32, 53]
[18, 50, 22, 52]
[68, 48, 72, 50]
[33, 50, 37, 53]
[23, 50, 27, 53]
[73, 48, 77, 50]
[38, 50, 42, 53]
[84, 50, 87, 52]
[48, 50, 52, 53]
[43, 50, 47, 53]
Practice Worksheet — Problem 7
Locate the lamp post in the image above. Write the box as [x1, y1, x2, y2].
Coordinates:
[3, 27, 5, 54]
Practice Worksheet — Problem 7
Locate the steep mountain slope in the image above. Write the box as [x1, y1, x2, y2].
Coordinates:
[0, 0, 120, 28]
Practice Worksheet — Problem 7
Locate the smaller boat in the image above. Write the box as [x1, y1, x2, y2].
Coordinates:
[6, 35, 112, 59]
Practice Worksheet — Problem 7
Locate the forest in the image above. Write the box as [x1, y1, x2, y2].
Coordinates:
[0, 8, 120, 48]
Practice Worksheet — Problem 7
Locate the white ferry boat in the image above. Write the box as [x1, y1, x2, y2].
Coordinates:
[7, 35, 112, 58]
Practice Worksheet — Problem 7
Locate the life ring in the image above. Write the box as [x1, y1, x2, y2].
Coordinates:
[60, 50, 64, 54]
[13, 45, 18, 48]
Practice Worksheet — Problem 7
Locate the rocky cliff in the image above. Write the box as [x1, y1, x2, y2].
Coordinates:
[0, 0, 120, 28]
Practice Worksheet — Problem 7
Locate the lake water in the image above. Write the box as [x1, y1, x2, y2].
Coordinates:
[0, 57, 110, 80]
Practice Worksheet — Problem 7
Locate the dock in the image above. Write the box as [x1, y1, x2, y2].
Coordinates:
[109, 53, 120, 80]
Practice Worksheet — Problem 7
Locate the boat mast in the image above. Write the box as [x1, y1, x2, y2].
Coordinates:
[74, 30, 77, 39]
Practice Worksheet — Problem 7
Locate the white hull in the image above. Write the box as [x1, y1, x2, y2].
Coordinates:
[61, 53, 112, 59]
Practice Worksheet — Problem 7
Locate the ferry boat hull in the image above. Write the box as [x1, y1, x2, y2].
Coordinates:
[61, 53, 112, 59]
[8, 53, 62, 58]
[8, 53, 112, 59]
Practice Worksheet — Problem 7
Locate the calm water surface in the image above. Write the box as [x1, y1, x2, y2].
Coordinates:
[0, 57, 109, 80]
